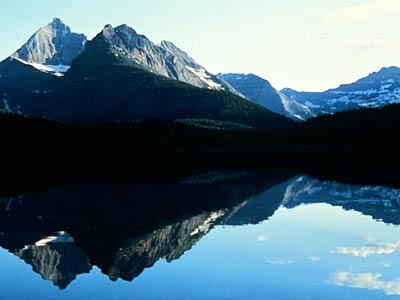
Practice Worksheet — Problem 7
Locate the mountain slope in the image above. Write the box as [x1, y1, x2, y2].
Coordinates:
[2, 24, 293, 128]
[15, 232, 91, 290]
[96, 24, 235, 92]
[282, 66, 400, 115]
[0, 57, 58, 113]
[12, 18, 87, 69]
[218, 73, 313, 120]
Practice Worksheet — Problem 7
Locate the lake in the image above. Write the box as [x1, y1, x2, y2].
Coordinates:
[0, 172, 399, 299]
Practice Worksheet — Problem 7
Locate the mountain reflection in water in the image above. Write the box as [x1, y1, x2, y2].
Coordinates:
[0, 171, 399, 299]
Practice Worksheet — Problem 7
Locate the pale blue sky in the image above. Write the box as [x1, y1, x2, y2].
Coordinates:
[1, 0, 399, 91]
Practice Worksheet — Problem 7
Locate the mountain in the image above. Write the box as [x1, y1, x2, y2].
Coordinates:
[11, 18, 87, 75]
[2, 171, 400, 288]
[282, 66, 400, 116]
[4, 210, 233, 286]
[0, 23, 293, 128]
[15, 232, 91, 289]
[0, 171, 286, 287]
[95, 24, 236, 92]
[0, 57, 58, 113]
[282, 176, 400, 225]
[104, 209, 237, 282]
[223, 175, 400, 227]
[218, 73, 314, 121]
[6, 17, 234, 92]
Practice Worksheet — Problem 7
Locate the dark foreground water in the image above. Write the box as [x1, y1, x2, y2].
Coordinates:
[0, 172, 400, 299]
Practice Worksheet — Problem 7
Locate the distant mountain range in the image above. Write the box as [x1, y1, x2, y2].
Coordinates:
[281, 176, 400, 225]
[0, 19, 291, 128]
[219, 68, 400, 120]
[281, 66, 400, 116]
[218, 73, 314, 120]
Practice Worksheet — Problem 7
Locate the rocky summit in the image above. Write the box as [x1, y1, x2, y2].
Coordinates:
[99, 24, 236, 92]
[11, 18, 87, 67]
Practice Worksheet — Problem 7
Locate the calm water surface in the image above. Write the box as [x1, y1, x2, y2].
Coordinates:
[0, 173, 399, 299]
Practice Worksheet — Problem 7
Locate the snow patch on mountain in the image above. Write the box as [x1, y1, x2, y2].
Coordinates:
[281, 66, 400, 116]
[305, 101, 320, 108]
[11, 57, 70, 76]
[99, 24, 236, 93]
[12, 18, 86, 66]
[278, 91, 312, 121]
[186, 67, 222, 90]
[34, 232, 74, 247]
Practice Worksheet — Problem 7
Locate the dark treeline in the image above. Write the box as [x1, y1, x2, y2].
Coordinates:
[1, 104, 399, 157]
[1, 104, 400, 196]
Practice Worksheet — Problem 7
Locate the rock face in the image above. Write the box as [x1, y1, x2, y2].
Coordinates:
[105, 209, 236, 282]
[14, 232, 92, 290]
[1, 209, 237, 286]
[98, 24, 236, 92]
[12, 18, 87, 66]
[218, 73, 313, 120]
[7, 19, 234, 91]
[281, 66, 400, 116]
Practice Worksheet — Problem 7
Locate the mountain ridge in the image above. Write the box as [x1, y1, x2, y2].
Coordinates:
[91, 23, 236, 92]
[218, 73, 314, 120]
[0, 22, 293, 128]
[281, 66, 400, 116]
[3, 18, 400, 125]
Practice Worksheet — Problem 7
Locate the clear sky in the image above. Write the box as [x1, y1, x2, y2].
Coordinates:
[1, 0, 399, 91]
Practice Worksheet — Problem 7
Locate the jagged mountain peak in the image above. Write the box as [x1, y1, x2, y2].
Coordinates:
[113, 24, 142, 39]
[88, 23, 236, 92]
[102, 23, 151, 47]
[102, 24, 114, 33]
[6, 20, 237, 93]
[49, 17, 69, 31]
[11, 18, 87, 67]
[115, 24, 138, 34]
[51, 17, 63, 24]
